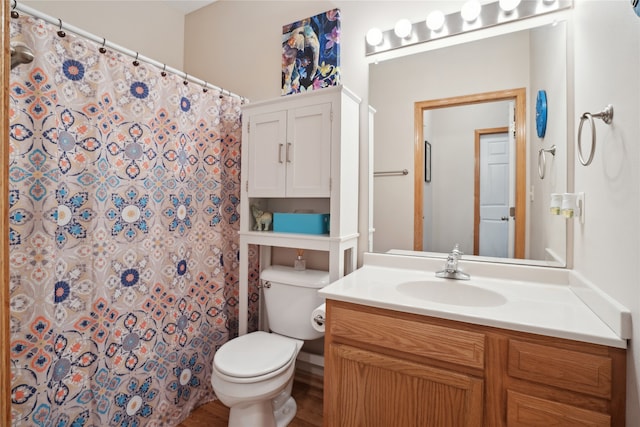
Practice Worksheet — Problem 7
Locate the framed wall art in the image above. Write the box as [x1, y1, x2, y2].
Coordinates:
[425, 141, 432, 183]
[282, 8, 341, 95]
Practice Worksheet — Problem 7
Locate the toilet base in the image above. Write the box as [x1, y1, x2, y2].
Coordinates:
[228, 400, 276, 427]
[227, 392, 297, 427]
[273, 394, 297, 427]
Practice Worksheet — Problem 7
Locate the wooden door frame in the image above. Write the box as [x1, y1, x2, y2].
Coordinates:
[473, 127, 509, 256]
[2, 1, 12, 425]
[414, 88, 526, 259]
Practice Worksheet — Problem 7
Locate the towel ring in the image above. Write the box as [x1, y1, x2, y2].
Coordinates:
[577, 104, 613, 166]
[538, 145, 556, 179]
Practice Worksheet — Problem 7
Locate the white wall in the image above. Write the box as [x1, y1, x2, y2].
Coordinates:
[16, 0, 640, 421]
[22, 1, 185, 69]
[572, 1, 640, 421]
[185, 1, 640, 420]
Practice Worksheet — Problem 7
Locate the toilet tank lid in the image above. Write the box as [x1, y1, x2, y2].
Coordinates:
[260, 265, 330, 288]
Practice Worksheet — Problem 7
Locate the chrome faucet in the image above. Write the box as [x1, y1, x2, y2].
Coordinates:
[436, 244, 470, 280]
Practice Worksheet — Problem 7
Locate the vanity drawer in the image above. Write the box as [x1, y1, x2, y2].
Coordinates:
[507, 390, 611, 426]
[329, 303, 485, 369]
[508, 339, 612, 398]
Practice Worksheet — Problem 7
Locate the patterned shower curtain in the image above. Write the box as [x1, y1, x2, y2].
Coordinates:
[8, 14, 259, 426]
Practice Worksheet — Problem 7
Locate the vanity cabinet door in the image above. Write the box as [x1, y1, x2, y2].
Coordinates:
[504, 338, 625, 427]
[506, 391, 611, 427]
[325, 343, 484, 427]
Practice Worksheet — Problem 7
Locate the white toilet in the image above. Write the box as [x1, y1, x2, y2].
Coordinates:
[211, 265, 330, 427]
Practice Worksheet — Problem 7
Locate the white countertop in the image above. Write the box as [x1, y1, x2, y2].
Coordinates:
[319, 253, 628, 349]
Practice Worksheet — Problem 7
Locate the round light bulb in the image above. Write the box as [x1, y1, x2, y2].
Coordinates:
[394, 18, 412, 39]
[426, 10, 445, 31]
[461, 0, 482, 22]
[366, 27, 383, 46]
[499, 0, 521, 12]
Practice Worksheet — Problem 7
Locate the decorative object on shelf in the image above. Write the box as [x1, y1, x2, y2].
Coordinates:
[577, 104, 614, 166]
[536, 89, 548, 138]
[273, 212, 330, 235]
[251, 205, 273, 231]
[282, 8, 341, 96]
[294, 249, 307, 271]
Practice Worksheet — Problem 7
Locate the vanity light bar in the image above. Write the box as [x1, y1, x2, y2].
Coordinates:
[365, 0, 572, 56]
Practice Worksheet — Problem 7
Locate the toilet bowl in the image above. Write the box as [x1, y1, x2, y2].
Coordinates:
[211, 331, 304, 427]
[211, 266, 329, 427]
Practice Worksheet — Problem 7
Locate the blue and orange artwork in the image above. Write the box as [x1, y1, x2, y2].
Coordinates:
[282, 8, 341, 95]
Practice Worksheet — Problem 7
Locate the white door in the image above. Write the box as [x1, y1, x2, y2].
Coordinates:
[479, 132, 511, 257]
[247, 110, 287, 197]
[286, 103, 332, 197]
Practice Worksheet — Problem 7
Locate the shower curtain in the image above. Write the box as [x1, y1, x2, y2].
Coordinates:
[8, 14, 259, 426]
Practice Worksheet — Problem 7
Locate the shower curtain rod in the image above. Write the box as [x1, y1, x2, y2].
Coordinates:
[12, 1, 247, 102]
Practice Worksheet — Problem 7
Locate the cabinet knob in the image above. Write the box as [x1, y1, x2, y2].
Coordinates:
[278, 143, 284, 163]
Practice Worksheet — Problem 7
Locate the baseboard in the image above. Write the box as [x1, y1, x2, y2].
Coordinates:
[294, 366, 324, 389]
[296, 351, 324, 380]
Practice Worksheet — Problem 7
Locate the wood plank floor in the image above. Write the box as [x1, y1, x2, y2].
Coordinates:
[177, 371, 323, 427]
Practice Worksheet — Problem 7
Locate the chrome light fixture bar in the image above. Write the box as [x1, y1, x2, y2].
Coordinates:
[365, 0, 572, 56]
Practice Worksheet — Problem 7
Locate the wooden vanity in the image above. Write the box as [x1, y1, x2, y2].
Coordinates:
[323, 300, 626, 427]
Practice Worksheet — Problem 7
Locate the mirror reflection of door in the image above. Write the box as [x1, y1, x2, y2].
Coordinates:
[475, 129, 512, 258]
[415, 88, 526, 258]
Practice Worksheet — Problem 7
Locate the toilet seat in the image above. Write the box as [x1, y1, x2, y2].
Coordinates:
[214, 331, 298, 379]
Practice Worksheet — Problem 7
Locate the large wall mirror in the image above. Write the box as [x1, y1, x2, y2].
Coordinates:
[370, 20, 568, 266]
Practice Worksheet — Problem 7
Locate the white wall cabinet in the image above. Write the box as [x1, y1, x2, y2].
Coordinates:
[247, 103, 332, 198]
[238, 86, 361, 335]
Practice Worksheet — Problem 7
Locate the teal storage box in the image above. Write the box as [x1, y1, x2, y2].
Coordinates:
[273, 213, 330, 234]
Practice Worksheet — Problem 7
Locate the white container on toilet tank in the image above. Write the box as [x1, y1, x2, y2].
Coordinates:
[261, 265, 330, 340]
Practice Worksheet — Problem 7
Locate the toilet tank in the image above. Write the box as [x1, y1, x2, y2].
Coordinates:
[260, 265, 330, 340]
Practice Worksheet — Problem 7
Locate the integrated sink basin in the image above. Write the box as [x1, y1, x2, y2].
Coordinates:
[397, 280, 508, 307]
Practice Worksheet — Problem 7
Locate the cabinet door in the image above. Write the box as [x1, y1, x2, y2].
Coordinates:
[286, 103, 332, 197]
[247, 110, 287, 197]
[325, 343, 484, 427]
[507, 390, 611, 427]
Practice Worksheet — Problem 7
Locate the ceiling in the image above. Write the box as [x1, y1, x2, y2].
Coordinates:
[163, 0, 217, 15]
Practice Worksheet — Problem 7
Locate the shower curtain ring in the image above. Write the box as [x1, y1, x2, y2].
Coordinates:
[183, 73, 189, 85]
[202, 82, 208, 93]
[133, 52, 140, 67]
[219, 89, 224, 99]
[57, 19, 66, 38]
[11, 0, 19, 19]
[99, 38, 107, 54]
[161, 64, 167, 77]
